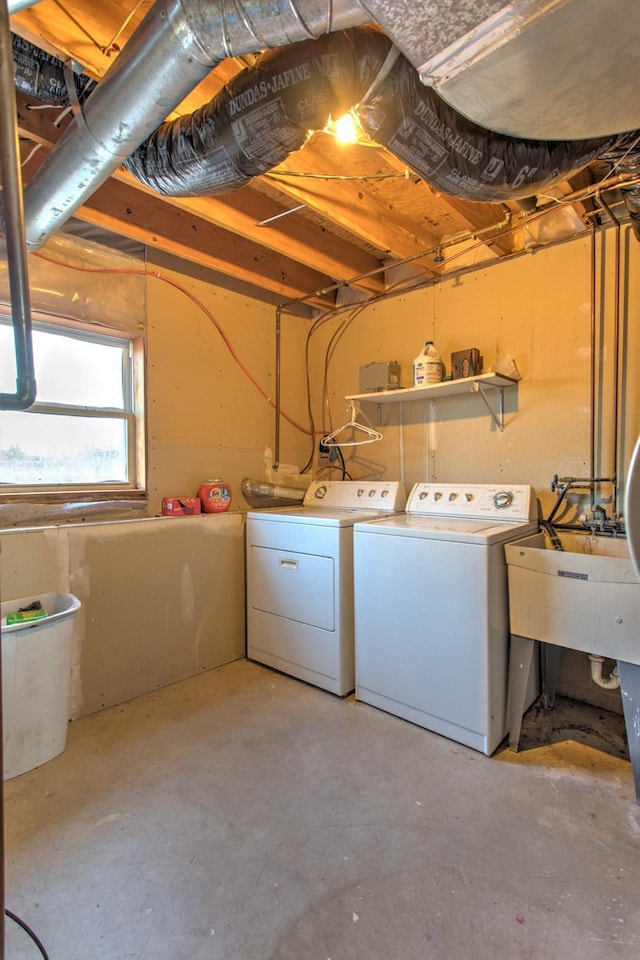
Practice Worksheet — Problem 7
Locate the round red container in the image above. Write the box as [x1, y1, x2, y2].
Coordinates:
[197, 479, 232, 513]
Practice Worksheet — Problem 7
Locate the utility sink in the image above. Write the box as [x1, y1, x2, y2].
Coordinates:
[505, 531, 640, 664]
[506, 529, 640, 802]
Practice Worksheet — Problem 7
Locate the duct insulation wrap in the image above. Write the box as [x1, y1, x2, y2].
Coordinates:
[356, 53, 624, 203]
[122, 26, 633, 204]
[11, 33, 95, 105]
[124, 28, 392, 196]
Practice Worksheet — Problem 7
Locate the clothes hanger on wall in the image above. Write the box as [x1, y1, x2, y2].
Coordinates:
[321, 402, 383, 447]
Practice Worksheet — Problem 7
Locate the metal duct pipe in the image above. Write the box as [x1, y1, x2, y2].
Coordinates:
[19, 0, 372, 250]
[7, 0, 44, 12]
[241, 478, 306, 502]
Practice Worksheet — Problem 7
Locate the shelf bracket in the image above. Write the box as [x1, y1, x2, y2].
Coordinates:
[474, 382, 504, 431]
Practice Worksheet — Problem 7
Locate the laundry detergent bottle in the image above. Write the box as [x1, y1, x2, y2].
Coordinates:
[413, 341, 443, 387]
[197, 479, 232, 513]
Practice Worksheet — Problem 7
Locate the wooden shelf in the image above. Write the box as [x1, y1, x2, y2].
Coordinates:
[346, 372, 520, 431]
[346, 372, 519, 405]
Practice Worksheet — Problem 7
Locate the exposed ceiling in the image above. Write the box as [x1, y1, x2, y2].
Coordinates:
[5, 0, 638, 314]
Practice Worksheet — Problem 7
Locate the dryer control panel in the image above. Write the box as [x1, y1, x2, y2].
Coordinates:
[303, 480, 406, 512]
[406, 483, 537, 521]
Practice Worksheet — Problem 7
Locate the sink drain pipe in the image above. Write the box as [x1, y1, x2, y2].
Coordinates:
[589, 654, 621, 690]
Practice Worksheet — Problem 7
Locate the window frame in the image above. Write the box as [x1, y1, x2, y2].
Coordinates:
[0, 310, 146, 501]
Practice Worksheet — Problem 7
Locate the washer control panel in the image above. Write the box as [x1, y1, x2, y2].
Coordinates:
[303, 480, 406, 512]
[406, 483, 536, 521]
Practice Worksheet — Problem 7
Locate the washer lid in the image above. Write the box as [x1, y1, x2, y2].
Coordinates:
[354, 514, 538, 544]
[247, 506, 393, 527]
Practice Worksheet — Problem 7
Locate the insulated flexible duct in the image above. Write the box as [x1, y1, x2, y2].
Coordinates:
[17, 0, 373, 250]
[357, 51, 633, 203]
[11, 12, 640, 245]
[124, 28, 392, 195]
[123, 26, 634, 204]
[11, 33, 96, 105]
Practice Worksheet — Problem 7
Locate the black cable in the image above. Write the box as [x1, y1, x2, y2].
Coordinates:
[300, 306, 339, 474]
[321, 461, 354, 480]
[336, 444, 353, 480]
[540, 520, 564, 551]
[5, 908, 50, 960]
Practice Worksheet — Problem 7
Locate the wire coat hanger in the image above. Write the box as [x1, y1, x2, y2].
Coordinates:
[322, 402, 383, 447]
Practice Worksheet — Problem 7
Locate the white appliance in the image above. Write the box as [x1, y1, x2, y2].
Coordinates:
[246, 480, 406, 696]
[626, 436, 640, 581]
[353, 482, 539, 755]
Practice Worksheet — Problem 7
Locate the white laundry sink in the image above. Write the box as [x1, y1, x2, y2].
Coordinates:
[505, 531, 640, 664]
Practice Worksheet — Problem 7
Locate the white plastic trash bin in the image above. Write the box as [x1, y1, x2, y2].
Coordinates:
[1, 592, 81, 780]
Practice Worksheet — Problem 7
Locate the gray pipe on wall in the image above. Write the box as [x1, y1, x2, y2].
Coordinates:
[0, 0, 36, 412]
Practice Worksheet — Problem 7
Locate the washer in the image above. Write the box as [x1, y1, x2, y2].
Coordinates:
[246, 480, 406, 696]
[353, 482, 538, 754]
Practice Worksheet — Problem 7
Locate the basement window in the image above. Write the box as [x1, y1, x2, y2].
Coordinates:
[0, 314, 145, 497]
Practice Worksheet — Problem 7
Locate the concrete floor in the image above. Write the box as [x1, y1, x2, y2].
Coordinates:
[4, 659, 640, 960]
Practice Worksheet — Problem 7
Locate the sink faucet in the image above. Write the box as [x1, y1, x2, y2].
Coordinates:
[581, 505, 625, 536]
[548, 474, 622, 534]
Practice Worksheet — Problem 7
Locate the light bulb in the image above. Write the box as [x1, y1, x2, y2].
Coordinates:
[333, 112, 359, 144]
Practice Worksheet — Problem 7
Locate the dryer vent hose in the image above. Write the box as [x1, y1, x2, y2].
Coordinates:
[241, 478, 306, 503]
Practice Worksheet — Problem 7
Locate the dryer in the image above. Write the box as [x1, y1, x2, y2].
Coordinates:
[246, 480, 406, 696]
[353, 482, 538, 754]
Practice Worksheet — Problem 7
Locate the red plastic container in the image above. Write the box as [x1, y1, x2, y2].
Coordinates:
[162, 497, 201, 517]
[197, 480, 232, 514]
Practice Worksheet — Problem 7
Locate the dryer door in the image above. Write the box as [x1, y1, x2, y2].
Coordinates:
[249, 545, 335, 631]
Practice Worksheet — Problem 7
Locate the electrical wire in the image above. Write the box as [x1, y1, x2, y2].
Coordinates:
[336, 443, 352, 480]
[101, 0, 147, 57]
[598, 133, 640, 179]
[277, 170, 640, 315]
[298, 304, 338, 472]
[266, 170, 412, 182]
[24, 248, 315, 436]
[5, 908, 50, 959]
[296, 299, 369, 474]
[12, 165, 640, 480]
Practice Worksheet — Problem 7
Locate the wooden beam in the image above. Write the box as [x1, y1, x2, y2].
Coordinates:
[380, 150, 515, 256]
[121, 178, 387, 296]
[14, 143, 338, 307]
[15, 92, 386, 297]
[263, 139, 443, 276]
[81, 180, 338, 306]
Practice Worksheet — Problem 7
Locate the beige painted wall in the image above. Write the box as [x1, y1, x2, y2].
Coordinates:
[312, 224, 640, 713]
[145, 251, 312, 516]
[2, 226, 637, 723]
[2, 250, 312, 723]
[317, 226, 640, 520]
